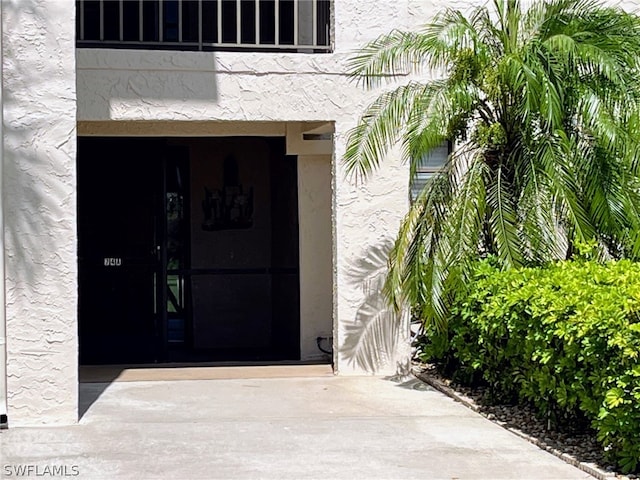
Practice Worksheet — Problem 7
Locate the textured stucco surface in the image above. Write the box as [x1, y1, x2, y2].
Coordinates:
[3, 0, 78, 425]
[298, 155, 333, 362]
[75, 0, 427, 377]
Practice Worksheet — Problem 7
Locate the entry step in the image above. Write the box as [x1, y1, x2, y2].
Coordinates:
[80, 363, 334, 383]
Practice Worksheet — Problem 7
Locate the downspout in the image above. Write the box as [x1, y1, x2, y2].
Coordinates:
[0, 0, 8, 429]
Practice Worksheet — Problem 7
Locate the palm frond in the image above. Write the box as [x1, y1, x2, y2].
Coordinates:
[419, 7, 492, 69]
[384, 170, 452, 325]
[442, 148, 488, 264]
[536, 133, 597, 247]
[344, 81, 440, 178]
[403, 80, 484, 180]
[515, 150, 565, 261]
[347, 30, 433, 88]
[487, 163, 523, 267]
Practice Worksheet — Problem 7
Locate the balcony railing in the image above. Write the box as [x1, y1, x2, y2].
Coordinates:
[76, 0, 332, 52]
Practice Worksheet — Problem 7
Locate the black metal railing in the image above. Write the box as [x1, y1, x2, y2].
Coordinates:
[76, 0, 332, 52]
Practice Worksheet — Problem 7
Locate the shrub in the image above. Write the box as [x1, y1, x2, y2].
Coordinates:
[417, 259, 640, 473]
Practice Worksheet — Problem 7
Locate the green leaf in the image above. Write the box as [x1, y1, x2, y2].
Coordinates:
[604, 387, 624, 408]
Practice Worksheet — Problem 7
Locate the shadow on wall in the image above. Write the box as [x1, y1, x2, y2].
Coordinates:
[340, 241, 411, 374]
[2, 1, 75, 288]
[76, 47, 220, 120]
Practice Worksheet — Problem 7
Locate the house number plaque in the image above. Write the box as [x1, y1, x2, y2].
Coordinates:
[104, 258, 122, 267]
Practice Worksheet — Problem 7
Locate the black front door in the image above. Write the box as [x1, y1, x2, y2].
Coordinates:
[78, 136, 300, 365]
[78, 138, 165, 364]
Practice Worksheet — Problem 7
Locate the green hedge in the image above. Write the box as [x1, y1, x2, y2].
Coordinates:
[417, 259, 640, 473]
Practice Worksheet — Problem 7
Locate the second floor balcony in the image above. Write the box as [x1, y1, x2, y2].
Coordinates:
[76, 0, 332, 53]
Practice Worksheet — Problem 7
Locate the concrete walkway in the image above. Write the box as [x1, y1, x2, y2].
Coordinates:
[1, 370, 592, 479]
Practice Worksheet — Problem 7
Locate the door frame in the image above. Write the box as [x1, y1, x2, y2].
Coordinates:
[78, 136, 302, 365]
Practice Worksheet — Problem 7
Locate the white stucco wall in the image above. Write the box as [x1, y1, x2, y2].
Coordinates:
[3, 0, 78, 425]
[298, 155, 332, 362]
[75, 0, 431, 376]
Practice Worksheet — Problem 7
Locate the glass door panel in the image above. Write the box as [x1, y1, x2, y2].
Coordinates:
[164, 149, 190, 349]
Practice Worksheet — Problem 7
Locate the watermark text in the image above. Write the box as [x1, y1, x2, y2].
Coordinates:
[3, 465, 80, 477]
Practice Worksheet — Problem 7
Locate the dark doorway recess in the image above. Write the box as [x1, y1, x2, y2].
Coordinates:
[78, 136, 300, 365]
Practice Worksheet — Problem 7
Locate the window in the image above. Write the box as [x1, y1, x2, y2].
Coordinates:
[410, 141, 450, 202]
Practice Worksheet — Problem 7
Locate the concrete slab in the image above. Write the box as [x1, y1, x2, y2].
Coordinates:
[1, 374, 592, 479]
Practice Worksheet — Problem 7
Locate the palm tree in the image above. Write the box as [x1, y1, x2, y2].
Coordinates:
[345, 0, 640, 329]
